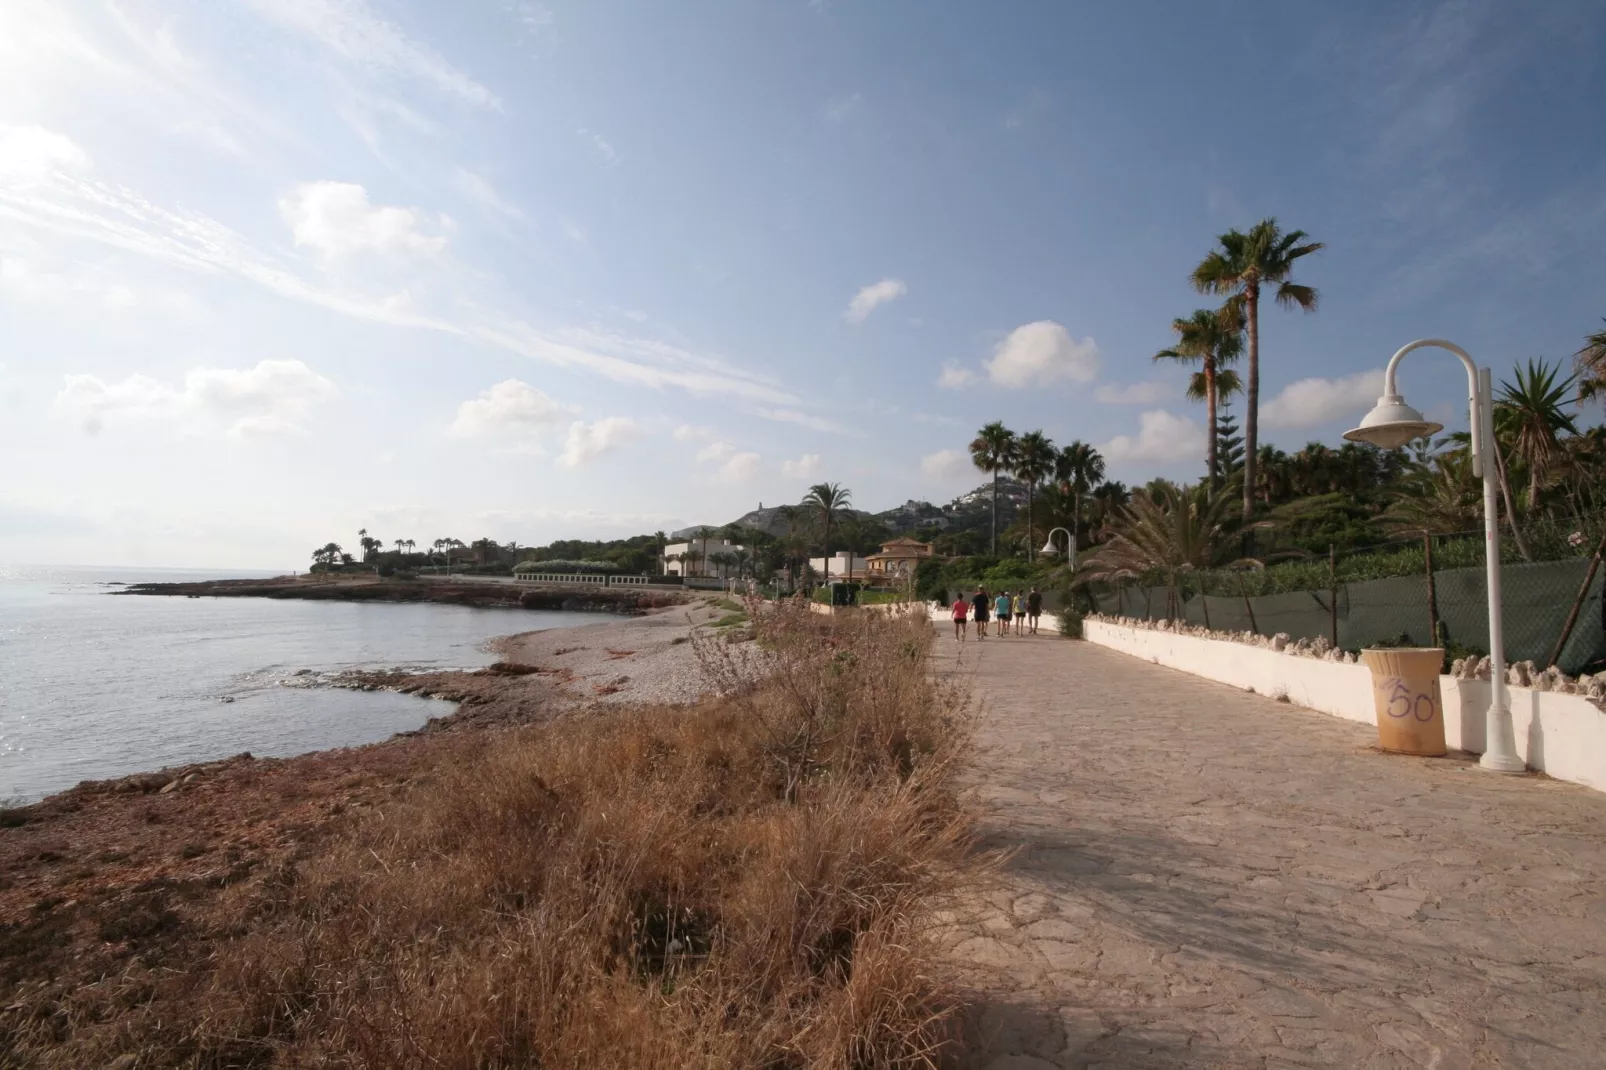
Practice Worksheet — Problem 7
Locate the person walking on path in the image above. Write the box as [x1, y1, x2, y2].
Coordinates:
[1026, 587, 1043, 634]
[971, 587, 990, 638]
[1011, 591, 1025, 632]
[995, 590, 1013, 636]
[950, 593, 970, 641]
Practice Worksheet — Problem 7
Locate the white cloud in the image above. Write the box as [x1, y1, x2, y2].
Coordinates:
[452, 168, 525, 221]
[53, 359, 336, 437]
[696, 440, 736, 463]
[240, 0, 500, 108]
[1099, 410, 1204, 464]
[1095, 380, 1172, 405]
[0, 256, 135, 308]
[1261, 370, 1385, 429]
[920, 448, 971, 480]
[985, 321, 1099, 388]
[0, 125, 88, 184]
[278, 180, 448, 258]
[936, 360, 976, 389]
[717, 451, 761, 483]
[674, 424, 713, 441]
[844, 277, 906, 324]
[449, 379, 569, 438]
[0, 148, 826, 415]
[557, 417, 640, 467]
[781, 453, 822, 479]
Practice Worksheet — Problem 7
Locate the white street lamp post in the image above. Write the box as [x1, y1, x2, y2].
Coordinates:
[1040, 526, 1076, 569]
[1343, 338, 1524, 773]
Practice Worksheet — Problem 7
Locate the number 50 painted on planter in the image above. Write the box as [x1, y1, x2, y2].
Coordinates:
[1380, 676, 1437, 722]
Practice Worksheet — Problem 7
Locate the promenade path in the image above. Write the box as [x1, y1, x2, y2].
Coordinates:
[935, 632, 1606, 1069]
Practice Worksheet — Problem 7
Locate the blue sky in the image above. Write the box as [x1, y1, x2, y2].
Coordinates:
[2, 0, 1603, 568]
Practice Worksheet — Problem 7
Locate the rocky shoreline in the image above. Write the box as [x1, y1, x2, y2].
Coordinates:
[0, 600, 730, 942]
[119, 576, 690, 615]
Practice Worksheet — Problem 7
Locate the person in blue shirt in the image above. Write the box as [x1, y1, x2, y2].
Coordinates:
[995, 591, 1012, 636]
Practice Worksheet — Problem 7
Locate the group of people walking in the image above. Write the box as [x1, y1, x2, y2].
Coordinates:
[949, 586, 1042, 640]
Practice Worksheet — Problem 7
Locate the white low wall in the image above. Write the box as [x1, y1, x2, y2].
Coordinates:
[1084, 620, 1606, 794]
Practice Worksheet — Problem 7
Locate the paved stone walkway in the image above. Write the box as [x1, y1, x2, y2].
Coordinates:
[935, 632, 1606, 1069]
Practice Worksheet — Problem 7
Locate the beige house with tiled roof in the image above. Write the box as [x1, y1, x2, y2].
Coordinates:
[864, 537, 934, 582]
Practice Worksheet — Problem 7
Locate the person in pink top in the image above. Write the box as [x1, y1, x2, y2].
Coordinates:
[951, 594, 970, 640]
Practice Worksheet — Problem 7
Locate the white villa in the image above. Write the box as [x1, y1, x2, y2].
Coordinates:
[808, 551, 869, 581]
[662, 537, 745, 578]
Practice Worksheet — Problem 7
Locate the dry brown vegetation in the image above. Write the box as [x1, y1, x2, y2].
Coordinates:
[3, 599, 976, 1068]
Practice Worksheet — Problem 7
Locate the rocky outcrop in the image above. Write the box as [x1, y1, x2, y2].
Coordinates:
[121, 579, 689, 615]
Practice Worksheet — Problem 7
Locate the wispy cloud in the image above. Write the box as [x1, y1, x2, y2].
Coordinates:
[936, 360, 975, 389]
[1099, 410, 1203, 464]
[240, 0, 501, 108]
[844, 277, 906, 324]
[920, 448, 971, 481]
[53, 359, 336, 437]
[1095, 380, 1172, 405]
[451, 168, 527, 222]
[1261, 370, 1383, 429]
[0, 164, 829, 416]
[558, 416, 642, 467]
[578, 127, 619, 167]
[781, 453, 822, 479]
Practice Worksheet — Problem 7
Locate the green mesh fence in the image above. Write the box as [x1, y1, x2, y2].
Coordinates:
[1094, 553, 1602, 674]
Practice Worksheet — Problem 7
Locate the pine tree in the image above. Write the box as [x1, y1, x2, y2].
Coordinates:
[1217, 404, 1245, 477]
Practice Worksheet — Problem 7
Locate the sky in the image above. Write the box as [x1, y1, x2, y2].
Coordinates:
[2, 0, 1604, 570]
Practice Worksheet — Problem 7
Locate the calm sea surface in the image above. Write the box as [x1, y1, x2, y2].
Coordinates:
[0, 566, 588, 802]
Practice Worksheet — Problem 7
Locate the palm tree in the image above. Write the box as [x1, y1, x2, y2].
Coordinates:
[1080, 482, 1241, 619]
[1054, 440, 1106, 555]
[1383, 449, 1482, 534]
[969, 422, 1018, 556]
[803, 482, 852, 584]
[1496, 358, 1580, 514]
[1576, 320, 1606, 403]
[654, 530, 667, 575]
[691, 526, 716, 578]
[1012, 430, 1056, 560]
[393, 539, 405, 555]
[1191, 218, 1324, 522]
[1155, 306, 1244, 491]
[404, 538, 416, 556]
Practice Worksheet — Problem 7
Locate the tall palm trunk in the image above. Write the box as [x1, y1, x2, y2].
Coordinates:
[1205, 361, 1220, 493]
[1243, 282, 1260, 523]
[1026, 482, 1035, 561]
[990, 469, 999, 556]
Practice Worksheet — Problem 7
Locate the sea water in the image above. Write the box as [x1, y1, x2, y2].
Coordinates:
[0, 566, 589, 802]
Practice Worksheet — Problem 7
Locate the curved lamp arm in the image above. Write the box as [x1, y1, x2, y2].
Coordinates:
[1383, 338, 1484, 477]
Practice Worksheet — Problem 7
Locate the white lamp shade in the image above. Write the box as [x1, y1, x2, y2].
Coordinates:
[1040, 538, 1058, 555]
[1343, 394, 1444, 450]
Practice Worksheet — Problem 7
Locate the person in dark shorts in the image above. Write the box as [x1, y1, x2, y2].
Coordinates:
[971, 587, 990, 638]
[1027, 587, 1043, 634]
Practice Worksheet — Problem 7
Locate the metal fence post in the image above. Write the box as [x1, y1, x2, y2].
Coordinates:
[1328, 544, 1338, 649]
[1423, 531, 1440, 647]
[1238, 571, 1259, 636]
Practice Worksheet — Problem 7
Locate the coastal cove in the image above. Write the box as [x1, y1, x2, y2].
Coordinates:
[0, 568, 599, 802]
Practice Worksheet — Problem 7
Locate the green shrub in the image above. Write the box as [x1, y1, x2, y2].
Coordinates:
[1059, 608, 1083, 639]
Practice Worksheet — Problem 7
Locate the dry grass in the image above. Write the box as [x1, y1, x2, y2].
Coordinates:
[6, 598, 975, 1068]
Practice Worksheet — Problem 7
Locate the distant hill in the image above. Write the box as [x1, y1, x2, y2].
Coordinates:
[675, 480, 1028, 541]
